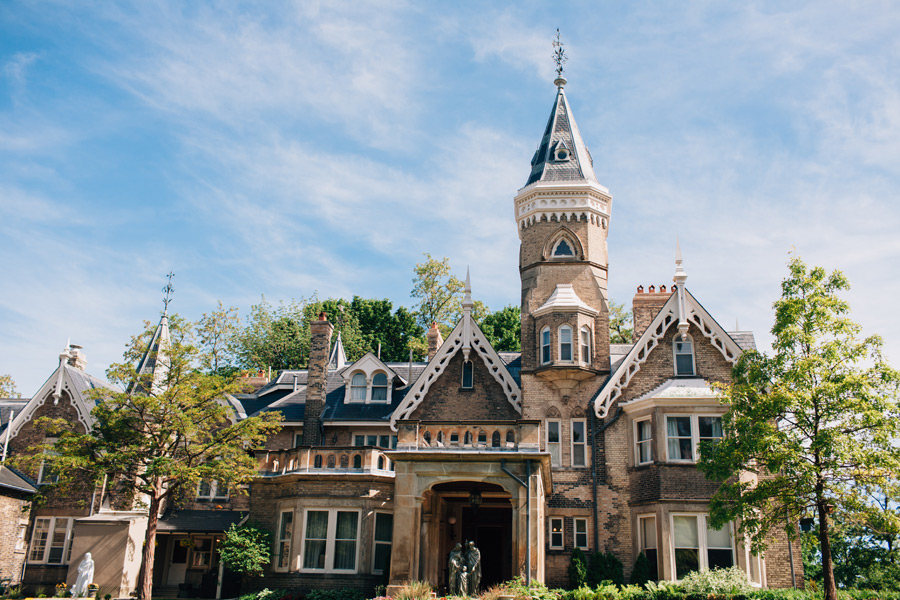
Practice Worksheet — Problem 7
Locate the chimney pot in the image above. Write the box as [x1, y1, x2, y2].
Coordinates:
[660, 284, 667, 292]
[318, 311, 327, 321]
[637, 285, 644, 293]
[649, 285, 656, 293]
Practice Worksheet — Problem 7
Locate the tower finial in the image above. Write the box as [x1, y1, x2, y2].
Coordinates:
[553, 28, 568, 88]
[462, 267, 473, 314]
[673, 239, 689, 340]
[162, 271, 175, 314]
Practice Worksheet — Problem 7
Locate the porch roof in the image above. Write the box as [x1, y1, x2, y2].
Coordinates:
[156, 510, 243, 534]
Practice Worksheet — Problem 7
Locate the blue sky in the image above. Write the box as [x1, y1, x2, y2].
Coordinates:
[3, 1, 900, 394]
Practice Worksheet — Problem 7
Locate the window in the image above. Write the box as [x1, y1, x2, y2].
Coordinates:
[372, 373, 388, 401]
[546, 420, 561, 466]
[302, 509, 360, 573]
[638, 516, 658, 581]
[352, 454, 362, 469]
[635, 419, 652, 465]
[580, 326, 591, 364]
[559, 326, 573, 362]
[671, 514, 733, 579]
[294, 432, 304, 447]
[277, 510, 293, 569]
[571, 420, 586, 467]
[28, 517, 74, 564]
[350, 373, 367, 402]
[553, 239, 574, 256]
[373, 513, 393, 574]
[506, 430, 515, 445]
[673, 337, 695, 376]
[550, 517, 564, 549]
[574, 518, 588, 550]
[666, 415, 723, 462]
[197, 480, 228, 500]
[461, 360, 474, 389]
[541, 328, 551, 364]
[492, 431, 501, 448]
[37, 460, 58, 485]
[191, 538, 212, 567]
[478, 431, 487, 444]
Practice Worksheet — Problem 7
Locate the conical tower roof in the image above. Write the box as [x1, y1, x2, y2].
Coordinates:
[525, 80, 598, 187]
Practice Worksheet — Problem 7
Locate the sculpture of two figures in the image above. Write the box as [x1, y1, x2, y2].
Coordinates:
[448, 541, 481, 596]
[72, 552, 95, 597]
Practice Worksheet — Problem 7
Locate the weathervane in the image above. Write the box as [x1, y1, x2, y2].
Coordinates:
[162, 271, 175, 313]
[552, 29, 567, 81]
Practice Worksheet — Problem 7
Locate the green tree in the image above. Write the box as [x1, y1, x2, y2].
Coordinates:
[30, 317, 282, 600]
[609, 300, 633, 344]
[0, 374, 20, 397]
[567, 547, 588, 589]
[698, 257, 900, 600]
[195, 301, 240, 374]
[629, 552, 651, 585]
[411, 254, 464, 333]
[480, 305, 521, 351]
[350, 297, 424, 362]
[232, 296, 309, 370]
[218, 522, 272, 580]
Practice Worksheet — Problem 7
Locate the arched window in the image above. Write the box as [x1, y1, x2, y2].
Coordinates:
[492, 431, 501, 448]
[580, 326, 591, 364]
[372, 372, 388, 401]
[559, 325, 573, 362]
[506, 430, 515, 445]
[461, 360, 474, 388]
[541, 327, 551, 364]
[464, 431, 473, 445]
[437, 431, 444, 444]
[340, 454, 349, 468]
[352, 454, 362, 469]
[377, 455, 385, 470]
[477, 430, 487, 444]
[423, 431, 432, 444]
[327, 455, 336, 469]
[674, 336, 695, 376]
[351, 372, 367, 401]
[314, 454, 322, 468]
[553, 239, 574, 256]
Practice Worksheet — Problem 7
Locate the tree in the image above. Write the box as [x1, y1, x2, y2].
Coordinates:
[608, 300, 633, 344]
[232, 296, 309, 370]
[32, 317, 282, 600]
[350, 297, 424, 362]
[698, 257, 900, 600]
[480, 305, 521, 351]
[410, 254, 464, 333]
[218, 522, 272, 580]
[195, 301, 240, 374]
[0, 374, 20, 397]
[567, 547, 588, 589]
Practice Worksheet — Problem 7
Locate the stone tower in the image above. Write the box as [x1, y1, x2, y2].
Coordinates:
[517, 73, 613, 416]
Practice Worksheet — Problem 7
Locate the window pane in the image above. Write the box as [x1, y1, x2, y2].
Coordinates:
[640, 518, 657, 549]
[367, 435, 377, 446]
[676, 354, 694, 375]
[373, 543, 391, 574]
[29, 518, 50, 562]
[699, 416, 723, 439]
[462, 361, 474, 388]
[279, 512, 293, 539]
[372, 385, 388, 401]
[573, 445, 585, 466]
[645, 548, 659, 581]
[572, 421, 585, 444]
[336, 512, 358, 540]
[547, 422, 560, 443]
[334, 512, 358, 570]
[637, 420, 651, 442]
[379, 435, 390, 448]
[375, 513, 393, 542]
[706, 522, 731, 548]
[560, 344, 572, 360]
[373, 373, 387, 386]
[674, 549, 699, 579]
[306, 511, 328, 540]
[707, 548, 734, 569]
[550, 519, 563, 547]
[673, 516, 698, 547]
[303, 540, 326, 569]
[47, 519, 69, 564]
[354, 435, 364, 446]
[669, 416, 692, 437]
[198, 480, 211, 497]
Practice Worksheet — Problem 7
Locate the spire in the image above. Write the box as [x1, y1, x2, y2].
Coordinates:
[131, 274, 174, 394]
[524, 33, 597, 187]
[328, 331, 347, 370]
[462, 267, 473, 315]
[673, 239, 689, 340]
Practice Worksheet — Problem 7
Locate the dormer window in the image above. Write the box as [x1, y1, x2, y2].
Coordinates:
[554, 140, 571, 162]
[461, 360, 474, 389]
[350, 373, 367, 401]
[372, 373, 388, 401]
[552, 239, 574, 256]
[674, 336, 695, 376]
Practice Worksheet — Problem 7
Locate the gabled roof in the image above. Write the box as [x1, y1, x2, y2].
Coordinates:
[0, 465, 36, 495]
[389, 312, 522, 430]
[592, 287, 744, 418]
[525, 83, 598, 186]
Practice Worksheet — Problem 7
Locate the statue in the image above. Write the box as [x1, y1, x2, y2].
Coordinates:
[465, 541, 481, 595]
[72, 552, 95, 597]
[448, 543, 464, 595]
[458, 566, 469, 597]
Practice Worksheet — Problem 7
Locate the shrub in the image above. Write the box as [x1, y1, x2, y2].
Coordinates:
[679, 567, 752, 595]
[587, 552, 625, 587]
[393, 581, 433, 600]
[238, 589, 290, 600]
[503, 576, 563, 600]
[218, 522, 273, 578]
[305, 590, 365, 600]
[629, 553, 651, 586]
[569, 548, 589, 589]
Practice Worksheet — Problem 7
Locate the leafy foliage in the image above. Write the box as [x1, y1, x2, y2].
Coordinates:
[217, 522, 272, 578]
[587, 551, 625, 586]
[629, 552, 651, 586]
[410, 253, 464, 333]
[679, 567, 752, 595]
[569, 547, 589, 589]
[481, 305, 522, 352]
[698, 257, 900, 600]
[608, 301, 633, 344]
[195, 301, 240, 374]
[305, 589, 365, 600]
[0, 373, 20, 397]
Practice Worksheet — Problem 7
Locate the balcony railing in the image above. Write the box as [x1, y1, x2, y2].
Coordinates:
[258, 446, 394, 476]
[395, 421, 541, 452]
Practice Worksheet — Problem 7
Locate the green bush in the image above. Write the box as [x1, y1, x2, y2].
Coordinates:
[238, 588, 291, 600]
[587, 551, 625, 587]
[306, 590, 365, 600]
[218, 522, 273, 578]
[569, 548, 589, 589]
[680, 567, 752, 595]
[629, 553, 651, 586]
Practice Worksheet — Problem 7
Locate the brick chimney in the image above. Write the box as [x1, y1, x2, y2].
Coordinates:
[632, 285, 673, 342]
[304, 312, 333, 446]
[67, 344, 88, 371]
[426, 322, 444, 361]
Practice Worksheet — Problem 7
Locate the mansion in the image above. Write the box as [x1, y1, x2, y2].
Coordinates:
[0, 72, 800, 597]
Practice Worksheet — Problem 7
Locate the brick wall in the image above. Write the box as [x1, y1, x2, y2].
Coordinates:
[0, 492, 30, 584]
[304, 317, 334, 446]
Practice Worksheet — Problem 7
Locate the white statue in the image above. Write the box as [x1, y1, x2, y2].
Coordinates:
[72, 552, 95, 597]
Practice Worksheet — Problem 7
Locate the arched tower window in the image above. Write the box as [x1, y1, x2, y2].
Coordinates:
[559, 325, 573, 362]
[580, 326, 591, 364]
[674, 336, 695, 376]
[492, 431, 501, 448]
[372, 372, 388, 401]
[541, 327, 551, 364]
[552, 239, 574, 256]
[506, 430, 516, 445]
[352, 454, 362, 469]
[350, 372, 367, 401]
[461, 360, 474, 388]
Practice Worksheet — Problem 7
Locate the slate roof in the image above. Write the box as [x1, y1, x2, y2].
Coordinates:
[0, 398, 28, 434]
[525, 84, 598, 186]
[0, 465, 37, 495]
[157, 510, 243, 533]
[66, 366, 117, 396]
[728, 331, 757, 351]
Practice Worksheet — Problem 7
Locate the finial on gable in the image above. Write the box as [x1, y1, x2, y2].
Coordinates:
[553, 29, 567, 88]
[673, 238, 689, 340]
[162, 271, 175, 315]
[462, 267, 473, 314]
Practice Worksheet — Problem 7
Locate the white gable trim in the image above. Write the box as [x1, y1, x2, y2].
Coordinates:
[6, 365, 101, 442]
[592, 288, 743, 418]
[390, 316, 522, 430]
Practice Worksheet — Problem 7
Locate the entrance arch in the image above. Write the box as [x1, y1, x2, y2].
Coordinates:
[429, 481, 513, 591]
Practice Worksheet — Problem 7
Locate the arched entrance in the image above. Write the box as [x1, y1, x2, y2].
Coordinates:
[431, 481, 513, 592]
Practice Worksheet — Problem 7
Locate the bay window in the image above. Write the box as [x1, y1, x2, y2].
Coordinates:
[666, 415, 723, 462]
[671, 514, 733, 579]
[541, 328, 551, 364]
[302, 509, 360, 573]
